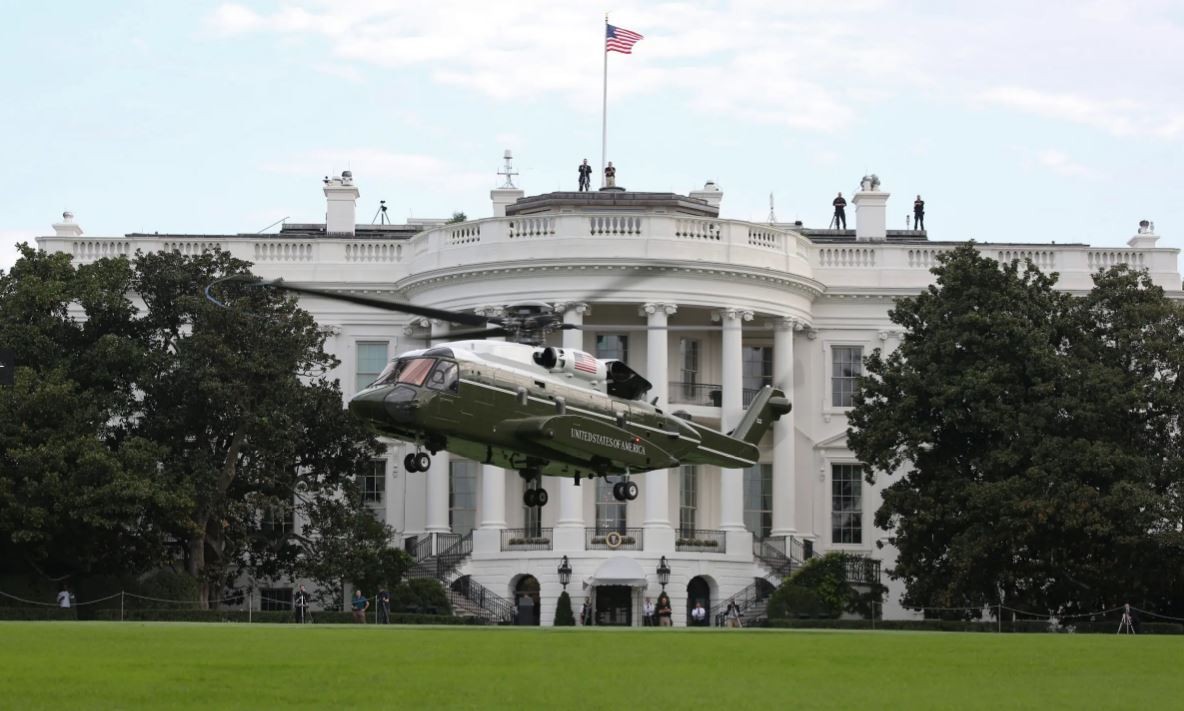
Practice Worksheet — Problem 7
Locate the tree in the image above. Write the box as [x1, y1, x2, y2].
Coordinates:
[848, 244, 1184, 616]
[766, 553, 884, 619]
[447, 211, 467, 224]
[0, 247, 183, 581]
[554, 591, 575, 626]
[129, 249, 386, 606]
[0, 245, 388, 605]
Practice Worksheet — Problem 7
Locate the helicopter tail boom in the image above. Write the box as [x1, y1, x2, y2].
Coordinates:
[729, 386, 792, 445]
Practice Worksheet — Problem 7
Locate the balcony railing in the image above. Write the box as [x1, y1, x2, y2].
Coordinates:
[675, 529, 727, 553]
[844, 556, 881, 585]
[500, 528, 554, 552]
[668, 382, 721, 407]
[586, 527, 644, 551]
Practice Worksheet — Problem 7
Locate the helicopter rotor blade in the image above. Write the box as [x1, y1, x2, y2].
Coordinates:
[262, 280, 493, 328]
[431, 327, 512, 340]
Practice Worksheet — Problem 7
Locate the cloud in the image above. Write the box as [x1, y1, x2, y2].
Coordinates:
[977, 86, 1184, 140]
[1033, 149, 1101, 180]
[207, 3, 264, 35]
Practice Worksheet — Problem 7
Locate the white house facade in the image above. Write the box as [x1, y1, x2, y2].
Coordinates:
[36, 165, 1181, 625]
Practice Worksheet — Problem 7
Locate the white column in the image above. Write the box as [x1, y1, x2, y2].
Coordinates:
[643, 303, 676, 551]
[770, 317, 798, 537]
[554, 302, 588, 551]
[716, 308, 752, 531]
[425, 319, 451, 534]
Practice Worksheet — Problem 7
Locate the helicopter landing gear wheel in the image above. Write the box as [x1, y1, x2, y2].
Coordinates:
[414, 452, 431, 472]
[535, 489, 548, 507]
[623, 480, 639, 500]
[523, 489, 538, 507]
[404, 453, 419, 473]
[612, 481, 627, 502]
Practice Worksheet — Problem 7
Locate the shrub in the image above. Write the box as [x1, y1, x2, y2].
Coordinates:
[554, 591, 575, 626]
[767, 584, 835, 619]
[0, 607, 78, 621]
[766, 552, 886, 619]
[391, 578, 451, 615]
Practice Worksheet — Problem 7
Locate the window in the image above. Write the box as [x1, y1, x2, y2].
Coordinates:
[262, 503, 294, 536]
[680, 339, 700, 399]
[832, 464, 863, 544]
[679, 466, 698, 536]
[356, 341, 389, 392]
[831, 346, 863, 407]
[427, 361, 459, 392]
[742, 346, 773, 405]
[595, 476, 627, 534]
[596, 335, 629, 363]
[261, 587, 292, 612]
[450, 460, 478, 536]
[523, 479, 542, 537]
[743, 463, 772, 539]
[361, 460, 386, 506]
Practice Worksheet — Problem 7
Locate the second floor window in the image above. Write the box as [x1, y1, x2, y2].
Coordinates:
[742, 346, 773, 405]
[680, 339, 700, 398]
[361, 460, 385, 506]
[356, 341, 389, 392]
[832, 346, 863, 407]
[595, 476, 627, 534]
[596, 334, 629, 363]
[832, 464, 863, 544]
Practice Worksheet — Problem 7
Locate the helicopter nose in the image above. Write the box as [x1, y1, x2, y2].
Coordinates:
[349, 385, 419, 424]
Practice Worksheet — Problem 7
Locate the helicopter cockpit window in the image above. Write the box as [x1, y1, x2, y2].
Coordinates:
[376, 357, 436, 387]
[426, 361, 459, 392]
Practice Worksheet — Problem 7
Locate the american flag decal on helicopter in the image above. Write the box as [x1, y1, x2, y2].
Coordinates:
[574, 351, 598, 374]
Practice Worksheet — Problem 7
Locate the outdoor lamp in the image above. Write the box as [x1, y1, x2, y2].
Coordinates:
[657, 555, 671, 589]
[558, 555, 572, 589]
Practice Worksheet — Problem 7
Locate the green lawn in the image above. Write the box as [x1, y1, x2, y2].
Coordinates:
[0, 623, 1180, 710]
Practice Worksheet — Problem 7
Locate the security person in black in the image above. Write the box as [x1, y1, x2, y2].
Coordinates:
[578, 159, 592, 191]
[832, 192, 848, 229]
[913, 195, 925, 230]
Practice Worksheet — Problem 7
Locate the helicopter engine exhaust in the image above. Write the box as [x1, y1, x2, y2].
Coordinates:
[532, 346, 606, 382]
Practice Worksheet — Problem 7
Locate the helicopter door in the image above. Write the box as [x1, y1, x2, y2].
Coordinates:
[425, 360, 461, 424]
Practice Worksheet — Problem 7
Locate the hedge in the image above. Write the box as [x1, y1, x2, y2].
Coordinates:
[80, 609, 485, 625]
[763, 618, 1184, 634]
[0, 607, 79, 621]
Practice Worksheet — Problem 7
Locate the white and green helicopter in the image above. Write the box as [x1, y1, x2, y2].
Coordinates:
[229, 280, 791, 509]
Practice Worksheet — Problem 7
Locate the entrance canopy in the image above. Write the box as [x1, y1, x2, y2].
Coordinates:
[585, 556, 649, 588]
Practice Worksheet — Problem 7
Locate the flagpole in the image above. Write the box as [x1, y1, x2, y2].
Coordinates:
[601, 13, 608, 189]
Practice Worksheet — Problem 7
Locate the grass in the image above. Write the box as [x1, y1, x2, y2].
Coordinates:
[1, 623, 1181, 710]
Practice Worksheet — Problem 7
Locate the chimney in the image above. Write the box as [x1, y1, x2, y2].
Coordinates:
[490, 149, 524, 217]
[52, 210, 83, 237]
[323, 171, 359, 235]
[853, 174, 888, 242]
[1128, 219, 1159, 248]
[689, 180, 723, 209]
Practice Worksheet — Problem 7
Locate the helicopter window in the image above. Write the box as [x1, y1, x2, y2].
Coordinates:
[427, 361, 458, 392]
[381, 357, 435, 386]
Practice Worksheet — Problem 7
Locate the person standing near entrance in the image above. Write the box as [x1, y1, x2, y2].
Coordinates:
[691, 601, 707, 627]
[656, 592, 673, 627]
[725, 600, 743, 628]
[377, 588, 391, 624]
[56, 585, 73, 609]
[913, 194, 925, 230]
[580, 598, 593, 626]
[643, 597, 655, 627]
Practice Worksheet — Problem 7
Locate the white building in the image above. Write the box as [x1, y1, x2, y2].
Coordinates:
[37, 164, 1180, 625]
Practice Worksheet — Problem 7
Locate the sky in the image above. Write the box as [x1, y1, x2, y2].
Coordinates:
[2, 0, 1183, 272]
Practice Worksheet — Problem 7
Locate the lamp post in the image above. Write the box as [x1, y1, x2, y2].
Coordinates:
[657, 556, 671, 590]
[558, 555, 572, 590]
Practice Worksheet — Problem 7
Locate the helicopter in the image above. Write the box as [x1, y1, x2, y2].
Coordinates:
[208, 278, 792, 509]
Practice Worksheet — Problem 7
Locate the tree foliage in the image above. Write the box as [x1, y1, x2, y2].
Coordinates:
[553, 590, 575, 626]
[0, 245, 388, 605]
[767, 553, 884, 619]
[848, 244, 1184, 616]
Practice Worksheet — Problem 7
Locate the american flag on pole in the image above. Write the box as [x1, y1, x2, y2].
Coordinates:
[574, 351, 600, 374]
[606, 24, 644, 54]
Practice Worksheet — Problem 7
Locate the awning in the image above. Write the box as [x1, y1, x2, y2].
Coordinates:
[585, 556, 649, 588]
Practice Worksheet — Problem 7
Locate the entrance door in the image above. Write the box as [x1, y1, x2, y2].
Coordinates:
[514, 575, 540, 626]
[687, 576, 711, 626]
[595, 585, 633, 626]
